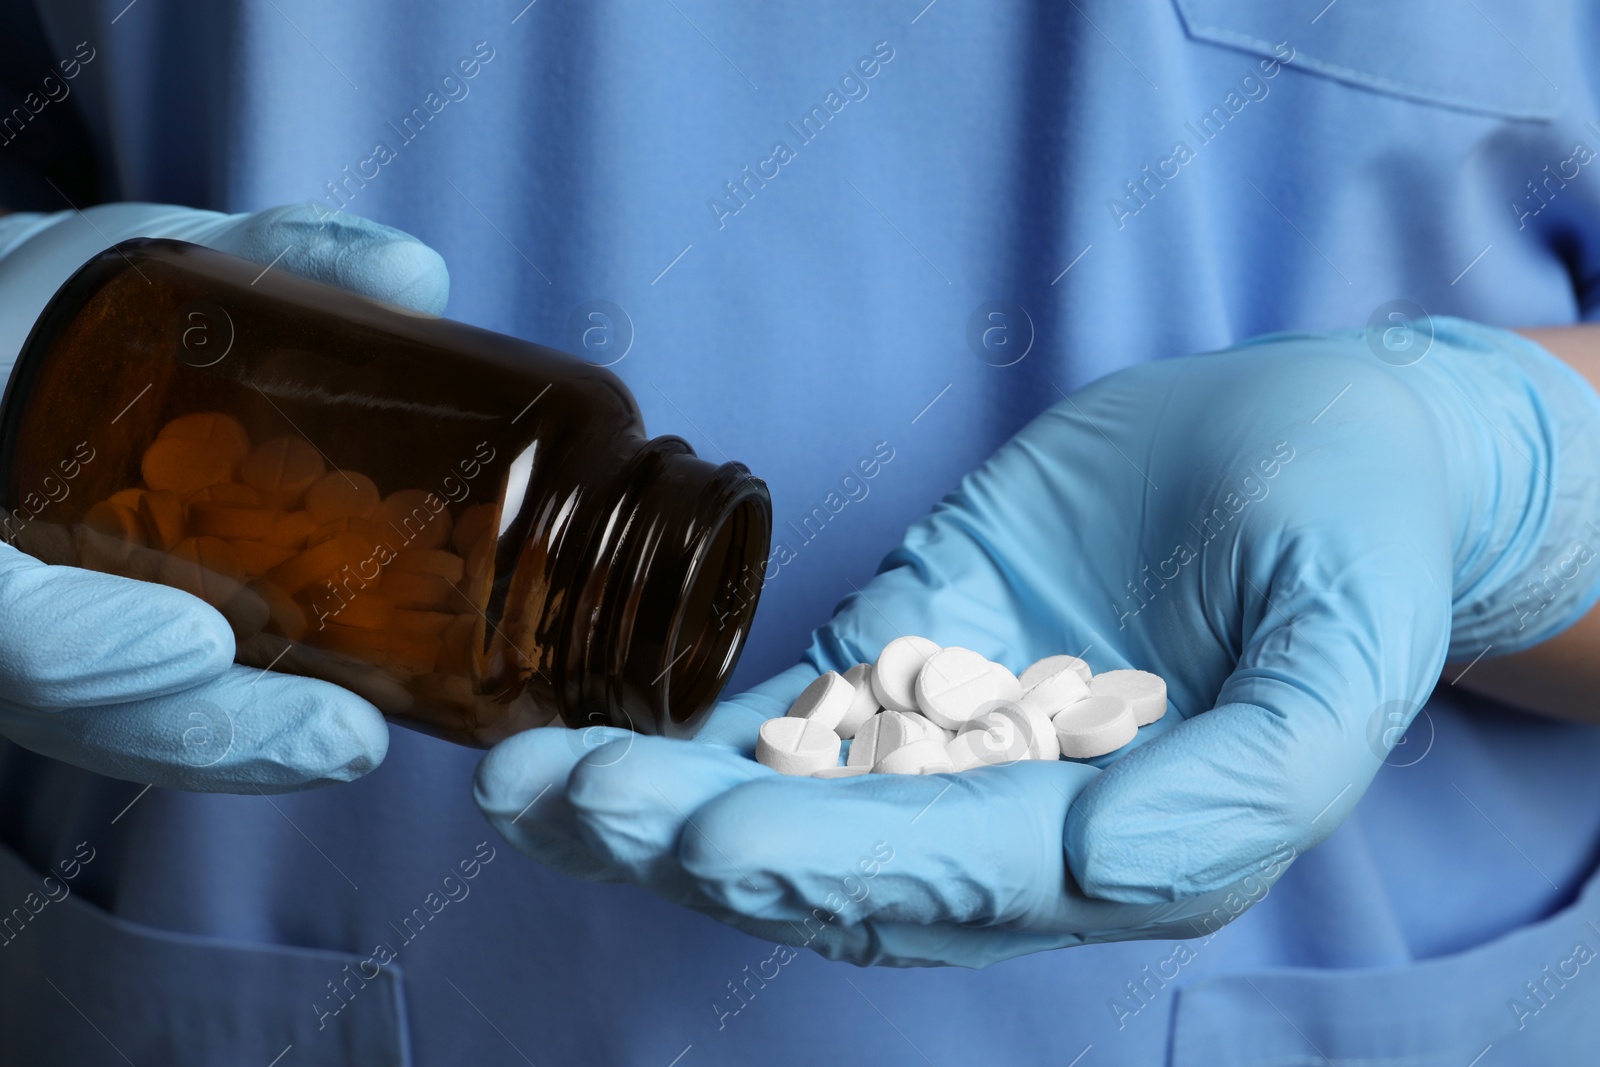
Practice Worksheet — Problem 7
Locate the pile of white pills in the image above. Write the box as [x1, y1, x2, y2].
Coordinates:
[756, 637, 1167, 777]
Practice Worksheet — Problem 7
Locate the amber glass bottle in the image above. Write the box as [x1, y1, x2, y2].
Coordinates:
[0, 239, 771, 746]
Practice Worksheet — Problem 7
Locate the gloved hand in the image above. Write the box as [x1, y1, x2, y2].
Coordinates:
[477, 318, 1600, 966]
[0, 202, 449, 792]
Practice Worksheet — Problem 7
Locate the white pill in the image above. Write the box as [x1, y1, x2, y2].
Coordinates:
[1020, 666, 1091, 718]
[847, 712, 892, 769]
[903, 711, 954, 745]
[836, 663, 882, 738]
[1024, 704, 1061, 760]
[871, 710, 936, 761]
[812, 765, 872, 779]
[786, 671, 855, 733]
[1053, 694, 1137, 758]
[914, 646, 1004, 729]
[950, 702, 1037, 767]
[977, 699, 1057, 760]
[945, 732, 987, 772]
[946, 728, 1018, 771]
[871, 635, 941, 713]
[757, 716, 843, 776]
[1089, 669, 1168, 725]
[1020, 654, 1092, 689]
[874, 737, 954, 775]
[988, 661, 1024, 704]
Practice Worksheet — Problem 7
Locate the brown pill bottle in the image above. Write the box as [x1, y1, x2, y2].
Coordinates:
[0, 239, 772, 746]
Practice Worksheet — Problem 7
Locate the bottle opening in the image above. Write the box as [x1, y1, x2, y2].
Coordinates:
[660, 491, 768, 726]
[565, 440, 772, 738]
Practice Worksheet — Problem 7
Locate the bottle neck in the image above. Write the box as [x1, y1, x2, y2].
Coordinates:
[561, 436, 771, 736]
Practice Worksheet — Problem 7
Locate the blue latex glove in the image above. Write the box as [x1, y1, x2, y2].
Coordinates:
[477, 318, 1600, 966]
[0, 203, 449, 792]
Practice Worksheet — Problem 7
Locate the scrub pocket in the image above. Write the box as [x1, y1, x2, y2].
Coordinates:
[0, 840, 411, 1066]
[1173, 0, 1561, 122]
[1169, 863, 1600, 1065]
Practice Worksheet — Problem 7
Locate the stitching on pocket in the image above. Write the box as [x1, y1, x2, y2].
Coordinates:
[1173, 0, 1559, 122]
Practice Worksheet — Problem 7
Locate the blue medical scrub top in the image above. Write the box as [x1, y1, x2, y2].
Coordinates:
[4, 1, 1600, 1064]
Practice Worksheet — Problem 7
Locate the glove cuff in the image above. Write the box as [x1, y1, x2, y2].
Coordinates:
[1431, 317, 1600, 659]
[0, 204, 243, 372]
[0, 213, 53, 259]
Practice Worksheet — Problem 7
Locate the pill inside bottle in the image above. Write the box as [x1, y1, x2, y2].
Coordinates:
[0, 240, 772, 746]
